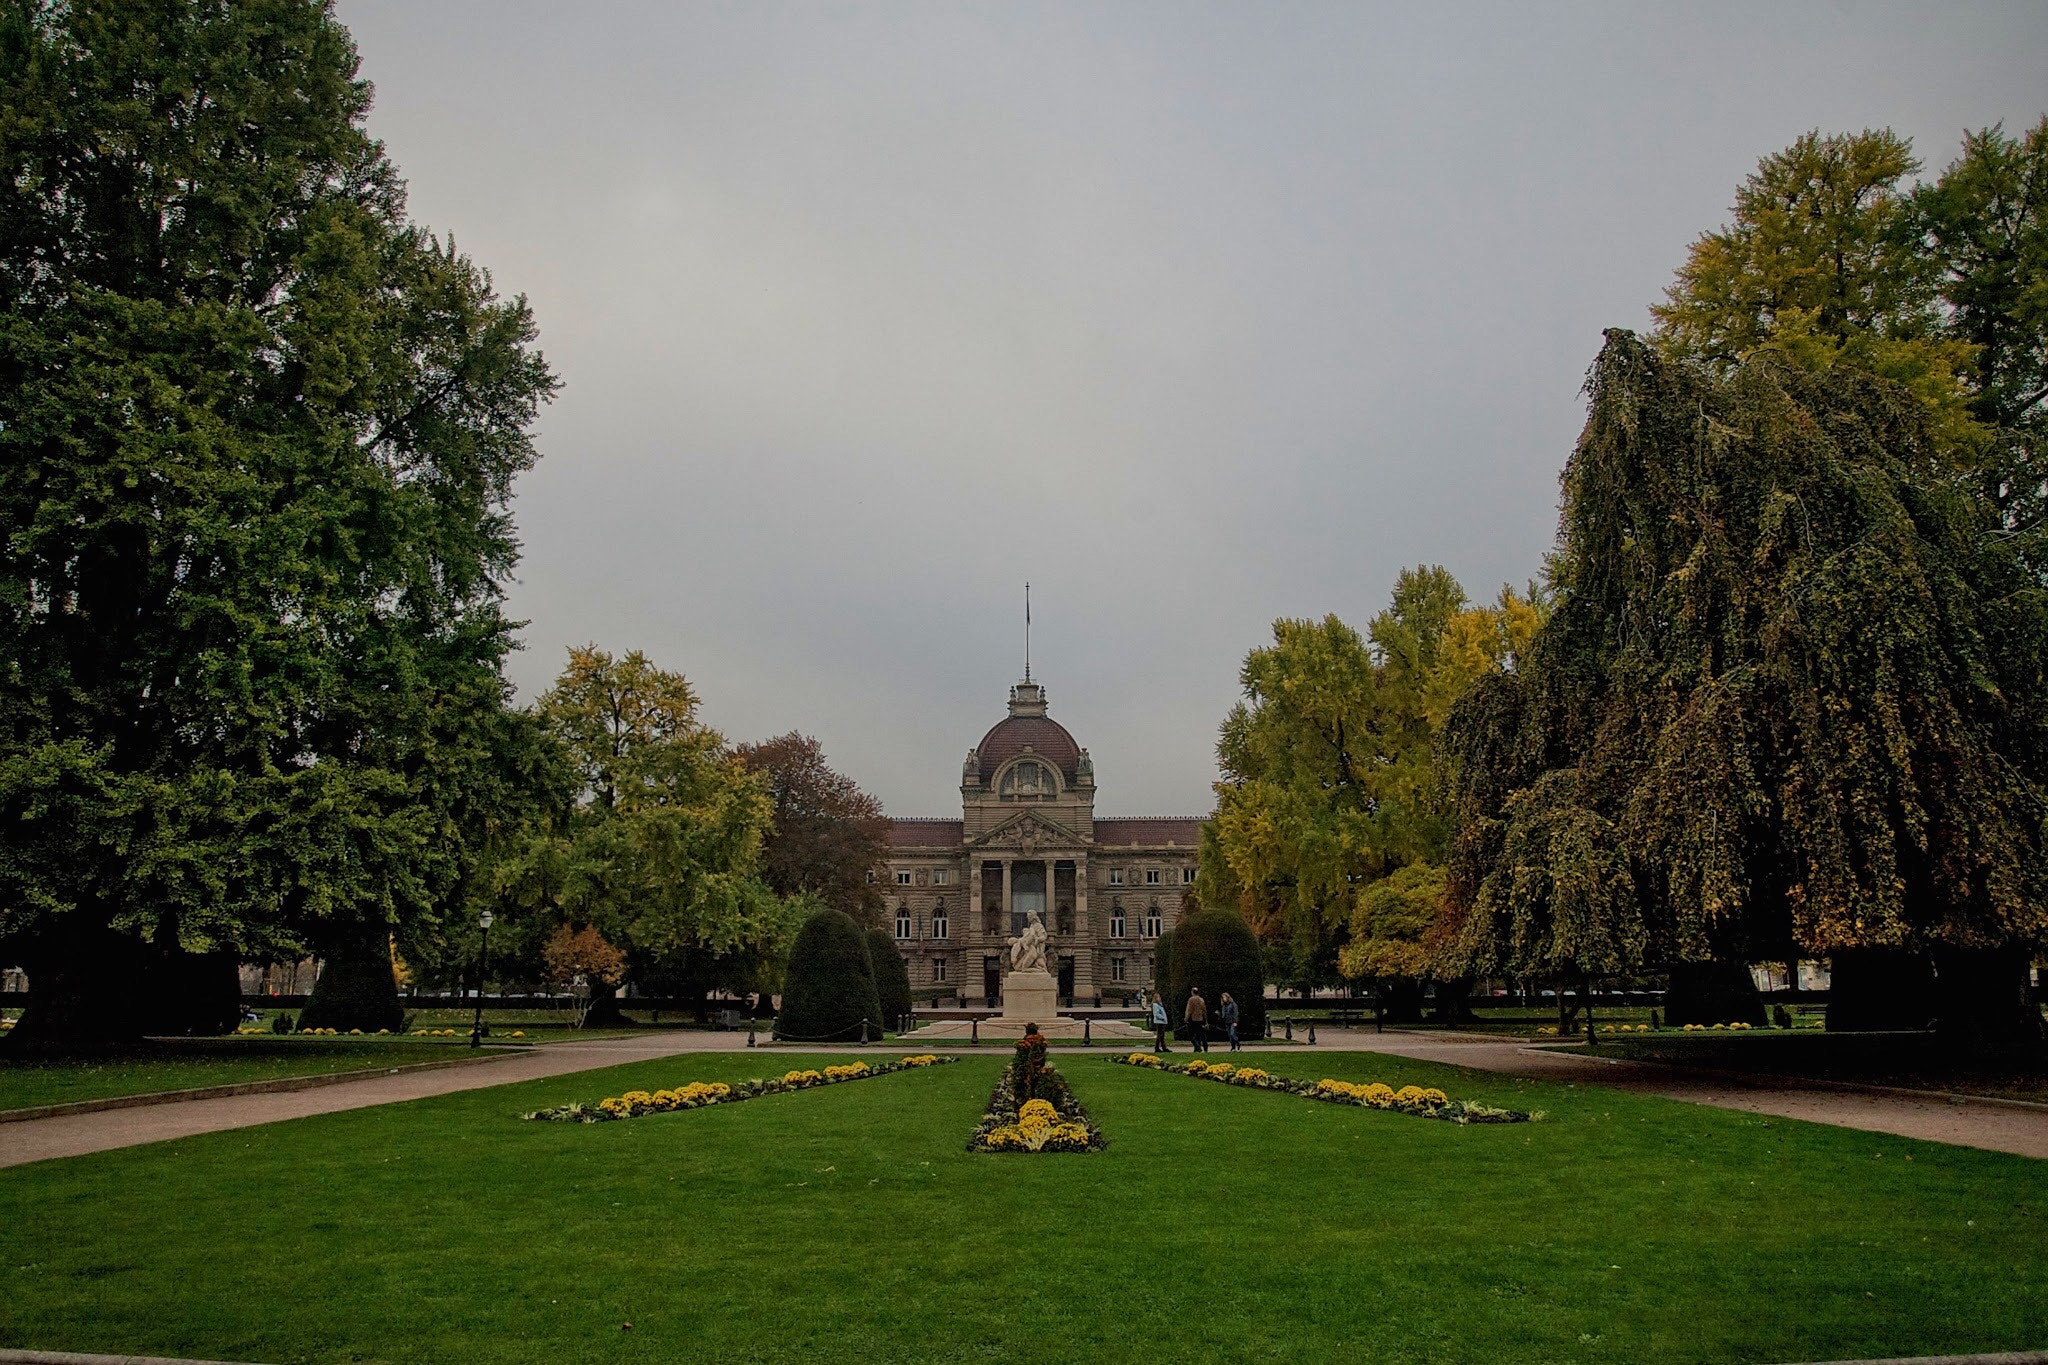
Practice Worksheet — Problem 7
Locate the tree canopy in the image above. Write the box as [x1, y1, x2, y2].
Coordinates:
[1440, 331, 2048, 1042]
[495, 648, 801, 1015]
[1199, 570, 1539, 1005]
[0, 0, 555, 1043]
[733, 733, 889, 928]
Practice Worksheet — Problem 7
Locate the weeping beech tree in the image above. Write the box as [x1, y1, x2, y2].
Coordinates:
[1440, 330, 2048, 1046]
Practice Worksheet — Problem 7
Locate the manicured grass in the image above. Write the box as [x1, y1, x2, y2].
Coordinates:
[1, 1049, 2042, 1363]
[0, 1038, 509, 1111]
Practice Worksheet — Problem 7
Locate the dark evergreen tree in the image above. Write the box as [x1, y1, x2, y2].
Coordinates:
[1166, 910, 1266, 1042]
[776, 908, 883, 1042]
[864, 927, 914, 1034]
[1151, 928, 1175, 1001]
[0, 0, 557, 1043]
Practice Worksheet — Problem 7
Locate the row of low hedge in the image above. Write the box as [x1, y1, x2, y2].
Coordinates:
[1112, 1053, 1532, 1123]
[522, 1054, 955, 1122]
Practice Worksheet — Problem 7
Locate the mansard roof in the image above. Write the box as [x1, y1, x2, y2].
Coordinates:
[888, 818, 964, 848]
[1090, 817, 1205, 848]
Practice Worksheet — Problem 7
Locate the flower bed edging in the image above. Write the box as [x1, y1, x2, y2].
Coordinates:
[523, 1054, 956, 1123]
[1109, 1053, 1532, 1124]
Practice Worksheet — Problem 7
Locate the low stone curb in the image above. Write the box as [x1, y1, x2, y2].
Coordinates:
[1518, 1045, 2048, 1113]
[0, 1351, 269, 1364]
[1775, 1352, 2048, 1364]
[0, 1050, 523, 1124]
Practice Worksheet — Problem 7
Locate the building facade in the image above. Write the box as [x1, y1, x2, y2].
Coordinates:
[882, 677, 1203, 1006]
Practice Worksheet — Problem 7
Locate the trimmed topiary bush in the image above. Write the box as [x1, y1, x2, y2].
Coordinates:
[1167, 910, 1265, 1042]
[1152, 928, 1175, 1000]
[777, 908, 885, 1042]
[864, 927, 914, 1033]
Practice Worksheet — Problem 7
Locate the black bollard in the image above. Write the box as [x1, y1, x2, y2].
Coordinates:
[971, 1018, 979, 1046]
[1308, 1022, 1317, 1046]
[1084, 1018, 1092, 1046]
[1285, 1017, 1293, 1041]
[747, 1024, 756, 1048]
[861, 1018, 870, 1045]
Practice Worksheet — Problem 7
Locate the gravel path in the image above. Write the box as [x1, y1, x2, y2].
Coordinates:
[1319, 1028, 2048, 1159]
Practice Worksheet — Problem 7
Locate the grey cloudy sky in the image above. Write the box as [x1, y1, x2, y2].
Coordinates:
[336, 1, 2047, 818]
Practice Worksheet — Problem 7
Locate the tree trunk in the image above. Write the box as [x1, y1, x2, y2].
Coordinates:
[1826, 949, 1935, 1032]
[1429, 976, 1476, 1024]
[144, 949, 243, 1036]
[1377, 978, 1426, 1024]
[1664, 960, 1768, 1026]
[299, 925, 404, 1033]
[583, 983, 627, 1028]
[1931, 947, 2044, 1051]
[4, 918, 153, 1049]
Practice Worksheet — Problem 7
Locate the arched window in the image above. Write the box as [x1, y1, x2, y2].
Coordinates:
[998, 759, 1058, 800]
[931, 901, 949, 940]
[1110, 901, 1126, 939]
[1145, 903, 1162, 938]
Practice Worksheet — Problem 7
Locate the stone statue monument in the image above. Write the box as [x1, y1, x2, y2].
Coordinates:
[1000, 910, 1059, 1024]
[1008, 910, 1049, 973]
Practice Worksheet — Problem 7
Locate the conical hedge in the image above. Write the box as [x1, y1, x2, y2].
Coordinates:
[864, 927, 915, 1034]
[1167, 910, 1264, 1041]
[776, 908, 884, 1042]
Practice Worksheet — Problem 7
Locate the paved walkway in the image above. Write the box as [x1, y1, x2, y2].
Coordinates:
[1318, 1028, 2048, 1159]
[0, 1033, 748, 1170]
[7, 1027, 2045, 1167]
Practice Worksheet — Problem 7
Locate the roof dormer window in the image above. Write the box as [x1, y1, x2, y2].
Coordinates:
[998, 758, 1058, 800]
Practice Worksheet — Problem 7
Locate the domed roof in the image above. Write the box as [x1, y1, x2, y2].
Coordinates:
[977, 715, 1083, 786]
[973, 680, 1082, 787]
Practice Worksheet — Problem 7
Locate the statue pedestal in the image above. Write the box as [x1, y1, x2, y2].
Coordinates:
[999, 967, 1059, 1026]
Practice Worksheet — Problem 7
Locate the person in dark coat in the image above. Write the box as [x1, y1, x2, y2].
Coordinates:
[1220, 992, 1241, 1051]
[1150, 995, 1171, 1052]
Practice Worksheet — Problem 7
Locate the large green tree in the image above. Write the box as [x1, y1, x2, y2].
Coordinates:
[497, 648, 801, 1022]
[1200, 572, 1539, 1017]
[0, 0, 556, 1044]
[1441, 332, 2048, 1045]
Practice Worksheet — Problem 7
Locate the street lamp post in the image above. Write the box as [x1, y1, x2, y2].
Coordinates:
[470, 910, 494, 1048]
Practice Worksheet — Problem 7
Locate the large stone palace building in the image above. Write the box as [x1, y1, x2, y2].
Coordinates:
[881, 677, 1203, 1006]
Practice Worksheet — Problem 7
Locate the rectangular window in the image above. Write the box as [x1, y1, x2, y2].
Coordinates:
[865, 869, 877, 884]
[1110, 912, 1126, 938]
[932, 957, 947, 983]
[896, 912, 912, 940]
[1108, 869, 1124, 886]
[932, 869, 950, 886]
[931, 913, 949, 940]
[1145, 869, 1160, 886]
[896, 870, 912, 886]
[1145, 910, 1162, 938]
[1183, 867, 1197, 884]
[1111, 957, 1127, 983]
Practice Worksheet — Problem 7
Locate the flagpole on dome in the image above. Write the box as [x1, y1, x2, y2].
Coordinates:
[1024, 581, 1031, 684]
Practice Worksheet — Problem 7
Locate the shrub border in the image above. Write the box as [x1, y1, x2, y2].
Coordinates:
[523, 1055, 957, 1123]
[1109, 1053, 1532, 1124]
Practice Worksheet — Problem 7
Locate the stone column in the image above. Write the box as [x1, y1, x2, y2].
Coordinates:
[970, 862, 982, 940]
[1073, 855, 1093, 999]
[1001, 858, 1014, 935]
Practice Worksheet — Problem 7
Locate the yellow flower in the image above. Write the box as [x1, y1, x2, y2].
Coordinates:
[904, 1055, 940, 1066]
[1205, 1063, 1235, 1080]
[1187, 1059, 1210, 1074]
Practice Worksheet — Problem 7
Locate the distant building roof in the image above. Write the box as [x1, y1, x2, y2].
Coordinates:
[888, 819, 964, 848]
[1090, 817, 1205, 848]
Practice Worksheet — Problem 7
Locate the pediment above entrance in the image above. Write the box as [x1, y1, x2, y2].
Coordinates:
[969, 810, 1080, 853]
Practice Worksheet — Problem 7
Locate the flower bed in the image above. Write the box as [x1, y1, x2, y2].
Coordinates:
[968, 1034, 1104, 1153]
[523, 1054, 955, 1123]
[1110, 1053, 1531, 1124]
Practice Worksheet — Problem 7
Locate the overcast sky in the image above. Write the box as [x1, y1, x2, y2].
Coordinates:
[336, 1, 2047, 817]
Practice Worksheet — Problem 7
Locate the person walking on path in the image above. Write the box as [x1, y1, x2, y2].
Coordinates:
[1220, 992, 1240, 1051]
[1150, 995, 1171, 1052]
[1185, 987, 1209, 1052]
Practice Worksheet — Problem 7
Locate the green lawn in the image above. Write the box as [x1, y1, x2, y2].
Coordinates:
[0, 1038, 509, 1111]
[1, 1050, 2041, 1363]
